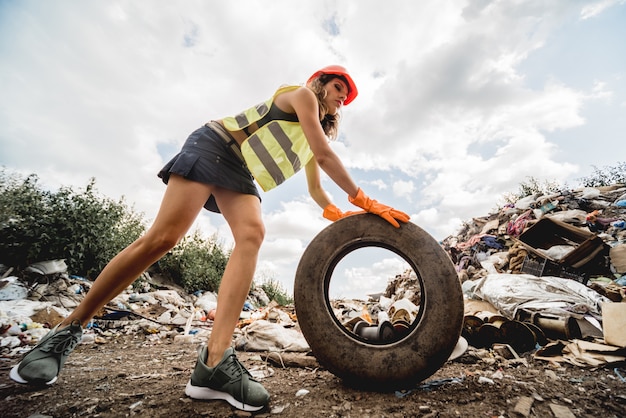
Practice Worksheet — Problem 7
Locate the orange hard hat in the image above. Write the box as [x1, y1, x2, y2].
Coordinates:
[307, 65, 358, 105]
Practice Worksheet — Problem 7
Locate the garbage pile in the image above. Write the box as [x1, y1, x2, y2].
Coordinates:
[438, 184, 626, 364]
[441, 184, 626, 290]
[0, 259, 307, 359]
[1, 184, 625, 369]
[331, 290, 419, 344]
[316, 184, 626, 365]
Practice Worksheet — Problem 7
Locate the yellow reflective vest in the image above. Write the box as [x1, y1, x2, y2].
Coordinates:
[222, 85, 314, 192]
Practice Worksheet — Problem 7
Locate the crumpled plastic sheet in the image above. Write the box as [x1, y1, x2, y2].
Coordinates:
[469, 273, 610, 319]
[0, 299, 62, 320]
[537, 245, 575, 261]
[24, 259, 68, 275]
[545, 209, 588, 224]
[0, 277, 29, 301]
[234, 319, 310, 352]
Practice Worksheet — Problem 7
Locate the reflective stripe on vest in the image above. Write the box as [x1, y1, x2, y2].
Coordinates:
[230, 101, 271, 130]
[241, 120, 314, 191]
[222, 85, 315, 192]
[222, 85, 299, 131]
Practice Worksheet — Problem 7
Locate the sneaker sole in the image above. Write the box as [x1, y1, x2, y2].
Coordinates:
[9, 364, 57, 385]
[184, 380, 265, 412]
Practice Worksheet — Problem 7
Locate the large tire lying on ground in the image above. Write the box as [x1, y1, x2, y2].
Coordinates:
[294, 214, 464, 390]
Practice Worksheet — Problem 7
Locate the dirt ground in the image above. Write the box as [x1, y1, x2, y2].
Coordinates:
[1, 333, 625, 418]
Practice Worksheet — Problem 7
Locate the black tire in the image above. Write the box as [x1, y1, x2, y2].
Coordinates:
[294, 214, 463, 390]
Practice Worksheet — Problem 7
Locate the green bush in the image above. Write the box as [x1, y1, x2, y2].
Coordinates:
[259, 277, 293, 306]
[0, 168, 145, 278]
[158, 231, 229, 293]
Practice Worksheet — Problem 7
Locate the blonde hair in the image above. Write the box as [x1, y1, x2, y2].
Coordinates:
[308, 74, 346, 140]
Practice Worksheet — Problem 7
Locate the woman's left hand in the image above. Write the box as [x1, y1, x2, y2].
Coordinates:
[323, 204, 365, 222]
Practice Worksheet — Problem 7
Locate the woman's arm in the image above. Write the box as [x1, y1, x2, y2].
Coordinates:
[283, 86, 410, 227]
[286, 87, 359, 198]
[305, 158, 366, 221]
[304, 158, 332, 209]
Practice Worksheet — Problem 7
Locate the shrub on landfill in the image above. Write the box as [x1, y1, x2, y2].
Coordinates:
[579, 161, 626, 187]
[0, 168, 146, 278]
[501, 176, 562, 205]
[259, 276, 293, 306]
[158, 230, 229, 293]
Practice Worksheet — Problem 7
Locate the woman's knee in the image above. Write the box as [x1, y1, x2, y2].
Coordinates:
[236, 220, 265, 249]
[249, 221, 265, 247]
[141, 229, 183, 253]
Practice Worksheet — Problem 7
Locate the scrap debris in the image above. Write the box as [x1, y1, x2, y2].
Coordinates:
[1, 184, 625, 374]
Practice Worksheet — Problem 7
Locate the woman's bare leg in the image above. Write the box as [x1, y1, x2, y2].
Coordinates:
[60, 175, 214, 327]
[206, 187, 264, 367]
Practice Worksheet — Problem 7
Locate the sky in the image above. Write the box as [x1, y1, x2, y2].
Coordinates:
[1, 0, 625, 299]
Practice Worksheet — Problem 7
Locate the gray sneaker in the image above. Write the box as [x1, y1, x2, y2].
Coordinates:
[185, 345, 270, 412]
[9, 320, 83, 385]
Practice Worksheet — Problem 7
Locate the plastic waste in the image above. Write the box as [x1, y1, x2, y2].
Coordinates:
[470, 273, 610, 319]
[24, 259, 68, 275]
[388, 298, 419, 323]
[194, 292, 217, 312]
[234, 319, 309, 352]
[611, 220, 625, 229]
[5, 324, 22, 335]
[0, 336, 21, 348]
[0, 277, 28, 301]
[515, 194, 539, 210]
[295, 389, 310, 397]
[478, 376, 495, 385]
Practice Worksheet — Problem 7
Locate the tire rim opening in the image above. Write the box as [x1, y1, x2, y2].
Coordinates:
[326, 246, 424, 345]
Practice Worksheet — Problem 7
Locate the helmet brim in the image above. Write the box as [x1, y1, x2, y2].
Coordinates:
[307, 67, 358, 105]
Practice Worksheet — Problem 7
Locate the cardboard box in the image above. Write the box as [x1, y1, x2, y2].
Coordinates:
[609, 244, 626, 274]
[516, 217, 606, 269]
[602, 302, 626, 347]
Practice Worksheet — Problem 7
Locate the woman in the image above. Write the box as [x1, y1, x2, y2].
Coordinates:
[10, 65, 410, 412]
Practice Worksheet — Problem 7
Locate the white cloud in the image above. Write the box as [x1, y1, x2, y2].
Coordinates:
[392, 180, 415, 199]
[366, 179, 388, 191]
[1, 0, 624, 296]
[331, 251, 411, 299]
[580, 0, 625, 20]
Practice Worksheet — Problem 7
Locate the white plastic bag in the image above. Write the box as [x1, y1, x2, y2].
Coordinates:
[470, 273, 609, 319]
[235, 319, 310, 352]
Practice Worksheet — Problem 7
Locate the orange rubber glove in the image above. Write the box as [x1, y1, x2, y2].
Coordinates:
[348, 188, 410, 228]
[323, 204, 365, 221]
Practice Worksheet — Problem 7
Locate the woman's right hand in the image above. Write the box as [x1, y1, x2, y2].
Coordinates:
[348, 188, 410, 228]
